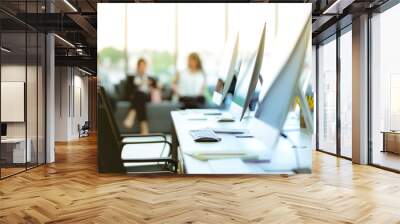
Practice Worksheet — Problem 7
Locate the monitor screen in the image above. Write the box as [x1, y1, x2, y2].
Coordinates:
[230, 23, 266, 120]
[1, 123, 7, 137]
[255, 16, 311, 131]
[212, 33, 240, 106]
[232, 53, 257, 108]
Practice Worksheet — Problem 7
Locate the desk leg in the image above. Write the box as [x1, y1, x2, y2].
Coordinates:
[382, 133, 386, 153]
[171, 124, 179, 171]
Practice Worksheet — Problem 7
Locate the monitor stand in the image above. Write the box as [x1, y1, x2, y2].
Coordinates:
[241, 109, 254, 120]
[216, 105, 255, 122]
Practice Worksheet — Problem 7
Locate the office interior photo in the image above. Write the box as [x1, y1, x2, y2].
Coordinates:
[1, 0, 400, 223]
[97, 3, 314, 174]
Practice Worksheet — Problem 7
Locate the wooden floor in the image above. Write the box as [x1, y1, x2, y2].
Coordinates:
[1, 167, 26, 178]
[1, 135, 400, 224]
[372, 150, 400, 171]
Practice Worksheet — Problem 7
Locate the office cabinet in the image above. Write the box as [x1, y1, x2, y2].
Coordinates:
[382, 132, 400, 154]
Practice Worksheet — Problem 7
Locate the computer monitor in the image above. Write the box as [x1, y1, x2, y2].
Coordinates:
[230, 23, 266, 121]
[255, 16, 312, 132]
[1, 123, 7, 138]
[212, 33, 240, 106]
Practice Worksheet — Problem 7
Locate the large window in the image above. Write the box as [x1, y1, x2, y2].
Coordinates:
[127, 4, 176, 84]
[177, 4, 225, 85]
[317, 36, 337, 154]
[97, 4, 127, 92]
[371, 3, 400, 171]
[339, 28, 352, 158]
[98, 4, 227, 90]
[98, 3, 307, 95]
[316, 27, 353, 159]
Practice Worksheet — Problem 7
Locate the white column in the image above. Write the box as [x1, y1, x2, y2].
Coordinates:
[352, 14, 369, 164]
[46, 33, 55, 163]
[54, 67, 73, 141]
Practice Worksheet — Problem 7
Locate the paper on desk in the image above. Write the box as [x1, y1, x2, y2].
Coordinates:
[208, 158, 251, 174]
[185, 135, 267, 160]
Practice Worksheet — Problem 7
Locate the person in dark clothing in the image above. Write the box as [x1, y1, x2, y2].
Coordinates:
[123, 59, 151, 134]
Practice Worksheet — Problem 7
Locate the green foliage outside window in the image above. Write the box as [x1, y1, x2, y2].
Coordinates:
[99, 47, 125, 64]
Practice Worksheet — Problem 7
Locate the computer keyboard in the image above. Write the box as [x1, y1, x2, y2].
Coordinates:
[189, 129, 221, 142]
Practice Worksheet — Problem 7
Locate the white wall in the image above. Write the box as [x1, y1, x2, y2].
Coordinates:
[1, 65, 34, 138]
[55, 67, 69, 141]
[1, 65, 26, 135]
[1, 64, 46, 164]
[55, 67, 89, 141]
[71, 73, 89, 138]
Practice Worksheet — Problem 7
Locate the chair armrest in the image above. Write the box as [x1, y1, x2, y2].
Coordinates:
[120, 133, 167, 141]
[122, 157, 176, 164]
[121, 140, 171, 149]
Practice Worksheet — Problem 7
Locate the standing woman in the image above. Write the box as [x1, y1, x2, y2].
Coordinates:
[173, 52, 206, 108]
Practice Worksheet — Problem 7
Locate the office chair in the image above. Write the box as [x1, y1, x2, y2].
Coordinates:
[78, 121, 90, 138]
[98, 86, 177, 174]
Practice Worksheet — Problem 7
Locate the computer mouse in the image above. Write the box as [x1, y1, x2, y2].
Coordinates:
[194, 137, 221, 142]
[217, 118, 235, 122]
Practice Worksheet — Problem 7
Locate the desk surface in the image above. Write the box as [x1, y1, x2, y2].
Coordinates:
[171, 110, 312, 174]
[1, 138, 27, 143]
[381, 131, 400, 134]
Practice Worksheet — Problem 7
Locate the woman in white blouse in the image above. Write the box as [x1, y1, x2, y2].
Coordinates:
[173, 53, 206, 108]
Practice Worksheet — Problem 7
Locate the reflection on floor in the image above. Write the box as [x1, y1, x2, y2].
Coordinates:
[373, 150, 400, 171]
[0, 167, 25, 177]
[0, 163, 41, 178]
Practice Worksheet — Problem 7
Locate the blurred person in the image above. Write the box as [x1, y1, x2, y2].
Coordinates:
[123, 58, 152, 134]
[134, 58, 150, 93]
[173, 52, 206, 108]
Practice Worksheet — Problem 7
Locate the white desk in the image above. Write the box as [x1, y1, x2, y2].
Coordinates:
[171, 110, 312, 174]
[1, 138, 32, 163]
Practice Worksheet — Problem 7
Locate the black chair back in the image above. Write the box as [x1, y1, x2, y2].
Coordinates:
[99, 87, 123, 143]
[98, 86, 125, 172]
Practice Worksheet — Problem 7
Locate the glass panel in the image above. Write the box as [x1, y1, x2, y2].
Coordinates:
[312, 46, 317, 150]
[26, 1, 39, 169]
[371, 4, 400, 171]
[1, 28, 28, 177]
[27, 30, 38, 168]
[318, 37, 337, 154]
[340, 29, 352, 158]
[0, 1, 46, 178]
[38, 32, 45, 165]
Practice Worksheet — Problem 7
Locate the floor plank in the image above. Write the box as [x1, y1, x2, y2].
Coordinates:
[0, 135, 400, 224]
